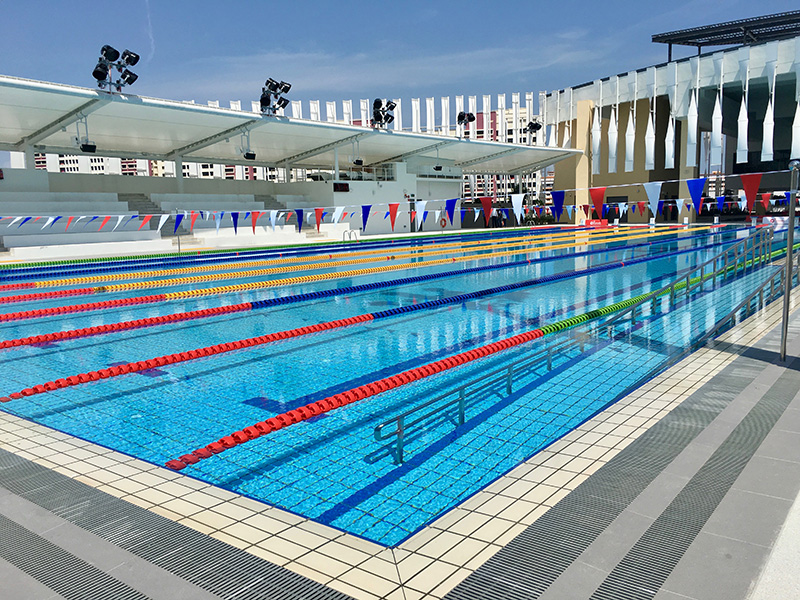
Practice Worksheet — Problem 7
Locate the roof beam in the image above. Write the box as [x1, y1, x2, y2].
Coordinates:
[511, 151, 578, 176]
[165, 118, 264, 159]
[455, 147, 525, 168]
[14, 96, 111, 149]
[367, 140, 457, 167]
[276, 130, 375, 165]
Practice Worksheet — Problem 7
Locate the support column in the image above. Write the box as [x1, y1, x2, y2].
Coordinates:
[334, 147, 339, 180]
[175, 157, 184, 193]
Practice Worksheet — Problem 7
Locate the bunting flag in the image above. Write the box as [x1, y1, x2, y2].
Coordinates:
[214, 211, 222, 234]
[643, 181, 662, 217]
[717, 196, 726, 211]
[479, 197, 493, 226]
[111, 215, 123, 231]
[617, 202, 627, 215]
[97, 215, 111, 231]
[361, 205, 371, 230]
[384, 211, 390, 220]
[157, 215, 169, 231]
[473, 207, 481, 222]
[18, 216, 32, 228]
[173, 213, 184, 234]
[315, 207, 324, 232]
[445, 198, 458, 225]
[7, 217, 22, 228]
[658, 200, 665, 215]
[269, 210, 277, 231]
[293, 209, 301, 233]
[686, 177, 706, 214]
[637, 201, 646, 215]
[631, 204, 637, 214]
[589, 187, 606, 219]
[65, 216, 75, 231]
[738, 198, 747, 211]
[189, 211, 200, 232]
[41, 216, 55, 229]
[761, 193, 771, 211]
[434, 210, 441, 225]
[510, 194, 524, 224]
[739, 173, 762, 212]
[251, 210, 261, 234]
[388, 203, 399, 231]
[410, 210, 416, 223]
[137, 215, 153, 231]
[502, 209, 510, 220]
[551, 190, 565, 221]
[332, 206, 344, 224]
[74, 216, 87, 228]
[565, 205, 575, 219]
[83, 216, 98, 228]
[460, 209, 466, 222]
[50, 216, 62, 228]
[416, 200, 427, 230]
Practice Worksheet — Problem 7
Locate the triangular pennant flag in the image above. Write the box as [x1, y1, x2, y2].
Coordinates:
[189, 211, 200, 232]
[658, 200, 665, 215]
[41, 216, 56, 230]
[50, 216, 62, 228]
[637, 201, 646, 215]
[717, 196, 726, 211]
[566, 205, 575, 219]
[333, 206, 344, 224]
[460, 209, 466, 222]
[293, 209, 302, 232]
[83, 216, 98, 228]
[416, 200, 427, 229]
[479, 197, 493, 226]
[214, 212, 222, 234]
[251, 210, 261, 234]
[388, 203, 399, 231]
[74, 216, 87, 227]
[361, 205, 371, 230]
[761, 193, 771, 211]
[156, 214, 168, 231]
[618, 202, 627, 215]
[17, 216, 32, 228]
[137, 215, 153, 231]
[315, 207, 324, 232]
[473, 207, 480, 222]
[384, 211, 390, 219]
[410, 210, 417, 223]
[173, 213, 184, 234]
[631, 203, 637, 214]
[65, 216, 75, 231]
[269, 210, 277, 231]
[551, 190, 565, 221]
[510, 194, 524, 224]
[434, 210, 441, 224]
[589, 187, 606, 218]
[445, 198, 458, 225]
[422, 210, 429, 222]
[740, 173, 762, 212]
[502, 209, 510, 220]
[7, 217, 22, 228]
[111, 215, 124, 231]
[643, 181, 662, 216]
[686, 177, 707, 214]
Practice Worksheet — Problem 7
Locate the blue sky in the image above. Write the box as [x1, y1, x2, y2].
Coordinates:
[1, 1, 798, 108]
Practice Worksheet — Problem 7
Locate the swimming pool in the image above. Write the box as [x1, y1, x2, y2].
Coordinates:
[0, 225, 782, 545]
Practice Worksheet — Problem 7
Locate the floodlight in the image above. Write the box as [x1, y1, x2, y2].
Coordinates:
[260, 88, 272, 111]
[275, 97, 290, 109]
[92, 61, 109, 81]
[279, 81, 291, 94]
[243, 151, 256, 160]
[353, 158, 364, 166]
[457, 111, 466, 125]
[79, 143, 97, 153]
[384, 113, 394, 125]
[467, 112, 476, 123]
[373, 109, 384, 125]
[433, 165, 443, 171]
[121, 49, 140, 66]
[373, 98, 383, 110]
[385, 100, 397, 111]
[120, 69, 138, 85]
[526, 121, 542, 133]
[266, 78, 280, 94]
[100, 45, 120, 62]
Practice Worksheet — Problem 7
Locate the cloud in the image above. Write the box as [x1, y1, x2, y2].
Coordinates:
[144, 0, 156, 63]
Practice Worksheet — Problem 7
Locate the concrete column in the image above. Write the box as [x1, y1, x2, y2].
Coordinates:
[175, 157, 184, 193]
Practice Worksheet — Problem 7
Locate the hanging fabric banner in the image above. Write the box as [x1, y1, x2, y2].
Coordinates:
[643, 181, 662, 217]
[388, 203, 399, 231]
[710, 93, 723, 168]
[737, 97, 749, 164]
[565, 205, 575, 219]
[189, 211, 200, 232]
[739, 172, 762, 212]
[173, 213, 184, 234]
[415, 200, 427, 229]
[156, 214, 169, 231]
[591, 106, 601, 175]
[445, 198, 458, 225]
[230, 211, 240, 234]
[665, 116, 675, 170]
[269, 210, 277, 231]
[762, 99, 774, 162]
[551, 190, 565, 221]
[624, 112, 635, 172]
[332, 206, 344, 224]
[292, 209, 301, 233]
[251, 210, 261, 234]
[41, 216, 55, 230]
[361, 205, 371, 231]
[137, 215, 153, 231]
[510, 194, 524, 224]
[644, 114, 655, 171]
[314, 208, 324, 232]
[479, 197, 493, 226]
[717, 196, 726, 211]
[608, 106, 618, 174]
[686, 177, 707, 214]
[589, 187, 606, 219]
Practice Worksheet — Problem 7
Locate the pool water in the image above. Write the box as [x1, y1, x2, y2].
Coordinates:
[0, 226, 781, 545]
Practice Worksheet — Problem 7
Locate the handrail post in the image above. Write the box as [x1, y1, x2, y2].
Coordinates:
[547, 348, 552, 371]
[396, 416, 405, 464]
[506, 366, 513, 395]
[458, 389, 465, 425]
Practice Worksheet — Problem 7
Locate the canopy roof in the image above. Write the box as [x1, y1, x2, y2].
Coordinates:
[652, 10, 800, 48]
[0, 75, 580, 175]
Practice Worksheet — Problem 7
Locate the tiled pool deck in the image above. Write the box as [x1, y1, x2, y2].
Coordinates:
[1, 243, 799, 599]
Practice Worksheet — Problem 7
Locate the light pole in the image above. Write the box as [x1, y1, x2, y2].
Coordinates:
[780, 159, 800, 361]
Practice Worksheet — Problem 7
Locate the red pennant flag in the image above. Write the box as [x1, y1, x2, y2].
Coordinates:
[98, 216, 111, 231]
[637, 201, 646, 215]
[251, 210, 261, 233]
[582, 205, 591, 216]
[65, 216, 75, 231]
[188, 211, 200, 232]
[740, 173, 762, 212]
[314, 207, 324, 232]
[589, 187, 606, 219]
[388, 203, 399, 231]
[137, 215, 153, 231]
[480, 197, 493, 226]
[32, 216, 42, 223]
[761, 193, 771, 211]
[410, 210, 416, 222]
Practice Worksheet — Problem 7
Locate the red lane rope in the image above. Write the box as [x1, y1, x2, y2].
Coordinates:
[0, 294, 168, 322]
[0, 301, 253, 348]
[163, 327, 547, 471]
[0, 287, 98, 305]
[0, 314, 374, 402]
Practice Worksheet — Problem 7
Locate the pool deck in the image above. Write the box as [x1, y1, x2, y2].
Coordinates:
[1, 235, 799, 599]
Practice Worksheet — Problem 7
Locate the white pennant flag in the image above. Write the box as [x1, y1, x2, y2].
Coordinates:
[474, 208, 481, 222]
[737, 97, 749, 164]
[511, 194, 524, 224]
[8, 217, 22, 228]
[41, 216, 55, 229]
[333, 206, 344, 224]
[711, 93, 723, 168]
[416, 200, 427, 229]
[686, 91, 698, 168]
[157, 214, 169, 231]
[608, 106, 618, 174]
[591, 106, 601, 175]
[644, 114, 655, 171]
[215, 212, 222, 234]
[434, 210, 441, 224]
[665, 117, 675, 170]
[269, 210, 277, 231]
[762, 99, 774, 162]
[643, 181, 662, 217]
[112, 215, 125, 231]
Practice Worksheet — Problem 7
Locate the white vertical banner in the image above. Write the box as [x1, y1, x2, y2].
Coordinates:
[411, 98, 421, 133]
[665, 117, 675, 170]
[455, 96, 464, 137]
[326, 101, 337, 123]
[645, 113, 655, 171]
[591, 106, 601, 175]
[608, 106, 618, 173]
[360, 99, 369, 127]
[762, 99, 775, 162]
[686, 91, 698, 168]
[440, 97, 449, 135]
[426, 97, 435, 134]
[468, 96, 477, 140]
[309, 101, 320, 121]
[482, 95, 492, 140]
[512, 93, 520, 144]
[393, 99, 402, 131]
[710, 93, 723, 168]
[497, 94, 507, 142]
[291, 100, 303, 119]
[737, 96, 749, 163]
[624, 109, 635, 172]
[342, 100, 353, 125]
[792, 101, 800, 160]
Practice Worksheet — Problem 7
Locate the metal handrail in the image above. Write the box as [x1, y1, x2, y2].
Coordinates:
[371, 227, 775, 464]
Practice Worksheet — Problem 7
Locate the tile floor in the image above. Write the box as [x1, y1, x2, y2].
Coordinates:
[0, 281, 794, 600]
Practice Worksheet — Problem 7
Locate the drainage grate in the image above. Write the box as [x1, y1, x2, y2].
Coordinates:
[0, 513, 150, 600]
[445, 343, 792, 600]
[0, 449, 354, 600]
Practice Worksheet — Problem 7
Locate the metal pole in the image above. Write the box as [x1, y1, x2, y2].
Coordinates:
[780, 160, 800, 361]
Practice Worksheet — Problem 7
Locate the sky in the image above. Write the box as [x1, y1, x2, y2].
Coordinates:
[1, 1, 798, 111]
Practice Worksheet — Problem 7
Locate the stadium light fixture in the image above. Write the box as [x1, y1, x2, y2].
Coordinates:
[260, 78, 292, 115]
[92, 44, 140, 92]
[372, 98, 396, 128]
[457, 111, 476, 125]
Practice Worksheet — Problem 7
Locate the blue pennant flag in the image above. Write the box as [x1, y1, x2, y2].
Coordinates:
[687, 177, 707, 213]
[361, 205, 371, 230]
[445, 198, 458, 225]
[294, 209, 302, 232]
[551, 190, 565, 221]
[173, 213, 184, 234]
